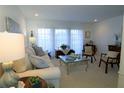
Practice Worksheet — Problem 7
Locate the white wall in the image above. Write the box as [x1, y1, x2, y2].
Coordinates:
[26, 19, 91, 46]
[91, 15, 123, 54]
[27, 19, 87, 29]
[0, 6, 27, 46]
[118, 14, 124, 87]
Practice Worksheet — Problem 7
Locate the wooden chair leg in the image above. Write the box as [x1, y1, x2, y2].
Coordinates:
[105, 63, 108, 74]
[86, 56, 88, 59]
[111, 63, 113, 68]
[99, 59, 102, 67]
[117, 63, 119, 69]
[94, 56, 96, 61]
[91, 56, 93, 63]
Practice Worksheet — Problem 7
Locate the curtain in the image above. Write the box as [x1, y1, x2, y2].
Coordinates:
[55, 29, 69, 49]
[70, 29, 83, 54]
[37, 28, 54, 52]
[36, 28, 83, 54]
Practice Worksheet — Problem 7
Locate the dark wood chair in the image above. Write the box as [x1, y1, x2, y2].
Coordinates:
[82, 44, 96, 63]
[99, 45, 121, 74]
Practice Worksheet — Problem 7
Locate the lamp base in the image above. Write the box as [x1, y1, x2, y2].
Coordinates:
[0, 61, 19, 88]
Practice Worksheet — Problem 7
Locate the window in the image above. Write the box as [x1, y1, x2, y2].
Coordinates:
[70, 29, 83, 54]
[55, 29, 69, 49]
[37, 28, 54, 52]
[36, 28, 83, 54]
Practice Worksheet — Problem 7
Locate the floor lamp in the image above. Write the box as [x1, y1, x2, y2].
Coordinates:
[0, 32, 25, 88]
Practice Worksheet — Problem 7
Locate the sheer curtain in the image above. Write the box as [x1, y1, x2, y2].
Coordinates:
[55, 29, 69, 49]
[36, 28, 83, 54]
[70, 29, 83, 54]
[37, 28, 54, 52]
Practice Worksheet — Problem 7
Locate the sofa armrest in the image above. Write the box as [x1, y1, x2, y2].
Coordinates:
[16, 67, 61, 88]
[17, 67, 61, 79]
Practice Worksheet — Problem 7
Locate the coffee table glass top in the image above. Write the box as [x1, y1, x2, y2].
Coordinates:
[59, 55, 87, 63]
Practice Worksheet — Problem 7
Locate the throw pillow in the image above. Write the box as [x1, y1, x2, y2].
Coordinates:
[26, 47, 36, 55]
[30, 57, 49, 69]
[39, 54, 54, 67]
[32, 45, 45, 56]
[13, 53, 33, 73]
[13, 58, 27, 73]
[25, 53, 33, 70]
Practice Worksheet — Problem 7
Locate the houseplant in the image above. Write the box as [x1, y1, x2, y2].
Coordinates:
[28, 76, 41, 88]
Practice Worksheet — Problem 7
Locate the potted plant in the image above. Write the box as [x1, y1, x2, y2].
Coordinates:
[28, 76, 41, 88]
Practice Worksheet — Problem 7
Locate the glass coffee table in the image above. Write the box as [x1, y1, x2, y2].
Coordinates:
[59, 55, 89, 75]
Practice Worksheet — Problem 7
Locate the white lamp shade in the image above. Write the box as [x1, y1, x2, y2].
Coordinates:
[0, 32, 25, 63]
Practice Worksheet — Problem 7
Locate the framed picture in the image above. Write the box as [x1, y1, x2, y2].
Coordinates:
[6, 17, 21, 33]
[85, 31, 91, 38]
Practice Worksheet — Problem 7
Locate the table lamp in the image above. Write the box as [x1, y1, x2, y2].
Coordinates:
[0, 32, 25, 87]
[29, 30, 36, 45]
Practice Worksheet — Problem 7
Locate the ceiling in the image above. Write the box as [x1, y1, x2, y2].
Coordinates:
[18, 5, 124, 23]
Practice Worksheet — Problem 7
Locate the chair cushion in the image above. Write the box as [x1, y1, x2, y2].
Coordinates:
[32, 45, 45, 56]
[101, 56, 118, 63]
[101, 56, 113, 63]
[84, 52, 93, 55]
[106, 51, 119, 58]
[85, 46, 93, 54]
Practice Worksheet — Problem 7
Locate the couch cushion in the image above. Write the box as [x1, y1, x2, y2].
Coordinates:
[32, 45, 45, 56]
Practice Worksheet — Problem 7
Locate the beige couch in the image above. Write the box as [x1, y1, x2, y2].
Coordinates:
[0, 47, 61, 88]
